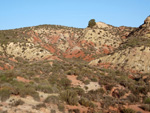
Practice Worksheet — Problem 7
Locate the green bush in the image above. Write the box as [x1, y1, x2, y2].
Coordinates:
[140, 104, 150, 111]
[36, 85, 53, 93]
[44, 96, 59, 104]
[11, 99, 24, 106]
[88, 19, 96, 28]
[0, 88, 11, 102]
[121, 37, 150, 49]
[51, 109, 56, 113]
[79, 97, 95, 108]
[68, 109, 80, 113]
[83, 80, 90, 85]
[91, 77, 98, 82]
[12, 82, 40, 101]
[127, 94, 139, 103]
[105, 84, 114, 91]
[60, 89, 78, 105]
[58, 103, 65, 112]
[120, 108, 135, 113]
[83, 88, 104, 101]
[72, 87, 85, 96]
[60, 78, 71, 88]
[144, 97, 150, 104]
[36, 103, 46, 110]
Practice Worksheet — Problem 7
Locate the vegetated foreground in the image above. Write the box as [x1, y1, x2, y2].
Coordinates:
[0, 16, 150, 113]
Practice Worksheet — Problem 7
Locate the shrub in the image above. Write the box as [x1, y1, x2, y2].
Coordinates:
[36, 103, 46, 110]
[51, 109, 56, 113]
[72, 87, 85, 96]
[60, 89, 78, 105]
[127, 94, 139, 103]
[68, 109, 80, 113]
[121, 37, 150, 49]
[11, 99, 24, 106]
[91, 77, 98, 82]
[83, 88, 104, 101]
[112, 89, 126, 98]
[140, 104, 150, 111]
[30, 91, 40, 101]
[88, 19, 96, 28]
[0, 88, 11, 102]
[60, 78, 71, 88]
[101, 96, 116, 108]
[120, 108, 135, 113]
[79, 97, 95, 108]
[105, 84, 114, 90]
[44, 96, 59, 104]
[144, 97, 150, 104]
[58, 103, 65, 112]
[83, 80, 90, 85]
[12, 82, 40, 101]
[36, 85, 53, 93]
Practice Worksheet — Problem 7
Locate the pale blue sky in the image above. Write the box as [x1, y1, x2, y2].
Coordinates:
[0, 0, 150, 30]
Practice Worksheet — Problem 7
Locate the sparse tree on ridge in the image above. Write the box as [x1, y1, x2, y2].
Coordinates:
[88, 19, 96, 28]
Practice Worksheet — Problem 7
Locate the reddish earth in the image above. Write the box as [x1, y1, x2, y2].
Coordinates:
[102, 45, 113, 54]
[67, 75, 83, 86]
[103, 47, 110, 54]
[9, 58, 18, 62]
[122, 36, 127, 39]
[49, 62, 53, 66]
[68, 40, 74, 47]
[0, 66, 3, 70]
[50, 35, 60, 44]
[128, 74, 135, 79]
[4, 64, 10, 70]
[65, 105, 88, 113]
[17, 76, 31, 83]
[42, 44, 55, 53]
[0, 64, 14, 70]
[33, 37, 42, 43]
[128, 105, 150, 113]
[108, 106, 120, 112]
[83, 54, 94, 61]
[43, 55, 62, 61]
[64, 50, 85, 59]
[80, 40, 95, 47]
[98, 63, 112, 69]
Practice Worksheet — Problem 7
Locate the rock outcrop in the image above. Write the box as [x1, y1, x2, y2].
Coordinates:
[128, 16, 150, 38]
[90, 46, 150, 73]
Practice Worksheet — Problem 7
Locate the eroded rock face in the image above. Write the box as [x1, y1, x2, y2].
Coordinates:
[96, 22, 109, 28]
[82, 28, 122, 49]
[142, 16, 150, 28]
[81, 23, 134, 55]
[90, 46, 150, 73]
[129, 16, 150, 39]
[3, 42, 52, 60]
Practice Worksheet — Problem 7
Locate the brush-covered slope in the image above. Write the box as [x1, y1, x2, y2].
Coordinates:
[1, 17, 150, 113]
[90, 16, 150, 73]
[0, 25, 84, 61]
[80, 22, 134, 55]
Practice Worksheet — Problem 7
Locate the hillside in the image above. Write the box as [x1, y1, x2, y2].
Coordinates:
[0, 17, 150, 113]
[90, 16, 150, 73]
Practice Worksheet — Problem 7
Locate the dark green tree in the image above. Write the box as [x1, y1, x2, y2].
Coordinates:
[88, 19, 96, 28]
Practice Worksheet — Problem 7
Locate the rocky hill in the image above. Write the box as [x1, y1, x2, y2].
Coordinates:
[90, 16, 150, 73]
[0, 17, 150, 113]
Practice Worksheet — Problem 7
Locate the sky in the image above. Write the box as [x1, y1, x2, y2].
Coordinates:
[0, 0, 150, 30]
